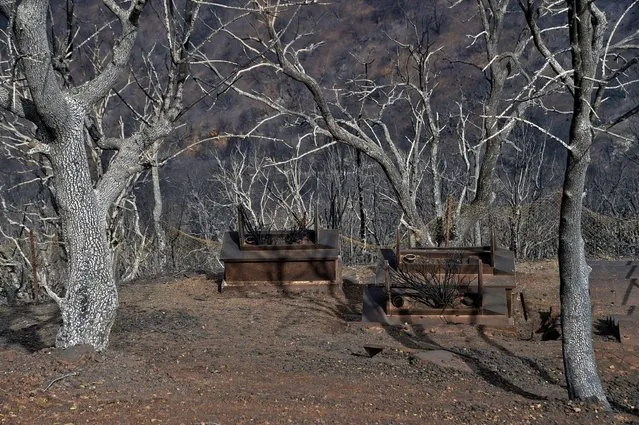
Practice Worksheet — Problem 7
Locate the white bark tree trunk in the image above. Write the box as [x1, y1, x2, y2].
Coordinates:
[522, 0, 614, 406]
[558, 141, 606, 404]
[49, 133, 118, 349]
[152, 141, 168, 271]
[2, 0, 149, 350]
[1, 0, 213, 350]
[523, 0, 639, 404]
[557, 0, 608, 406]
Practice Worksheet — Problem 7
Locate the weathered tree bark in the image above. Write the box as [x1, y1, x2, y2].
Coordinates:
[2, 0, 201, 350]
[7, 0, 148, 350]
[152, 140, 168, 271]
[523, 0, 639, 405]
[558, 140, 607, 404]
[48, 138, 118, 349]
[557, 0, 609, 407]
[0, 0, 211, 350]
[523, 0, 620, 406]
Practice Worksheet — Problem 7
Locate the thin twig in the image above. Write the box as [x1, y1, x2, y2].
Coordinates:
[42, 371, 79, 392]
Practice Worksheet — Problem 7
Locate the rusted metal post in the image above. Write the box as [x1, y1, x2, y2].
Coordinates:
[395, 229, 401, 268]
[520, 292, 528, 321]
[384, 260, 391, 315]
[506, 288, 513, 318]
[314, 202, 319, 243]
[490, 228, 496, 268]
[29, 229, 39, 303]
[237, 205, 245, 248]
[477, 258, 484, 314]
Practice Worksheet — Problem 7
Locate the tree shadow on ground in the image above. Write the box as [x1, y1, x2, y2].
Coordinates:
[608, 400, 639, 417]
[333, 277, 364, 318]
[211, 259, 557, 401]
[380, 318, 550, 401]
[271, 279, 362, 337]
[476, 325, 562, 386]
[0, 305, 60, 352]
[367, 249, 566, 399]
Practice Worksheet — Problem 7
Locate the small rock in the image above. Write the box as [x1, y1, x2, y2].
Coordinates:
[6, 350, 15, 363]
[54, 344, 95, 365]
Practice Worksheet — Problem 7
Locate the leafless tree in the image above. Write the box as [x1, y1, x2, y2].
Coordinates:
[215, 0, 459, 245]
[212, 0, 551, 248]
[587, 142, 639, 220]
[495, 126, 560, 258]
[0, 0, 235, 350]
[447, 0, 536, 240]
[522, 0, 639, 407]
[0, 187, 63, 305]
[211, 143, 276, 227]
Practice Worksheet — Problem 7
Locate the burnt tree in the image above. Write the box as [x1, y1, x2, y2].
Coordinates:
[0, 0, 199, 350]
[524, 0, 639, 406]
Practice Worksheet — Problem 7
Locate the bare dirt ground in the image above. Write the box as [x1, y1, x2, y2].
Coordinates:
[1, 261, 639, 424]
